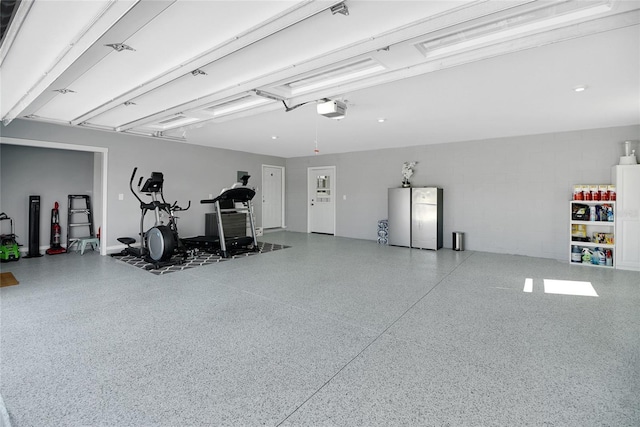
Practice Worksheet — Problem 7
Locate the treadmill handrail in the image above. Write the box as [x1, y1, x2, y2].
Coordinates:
[200, 187, 255, 204]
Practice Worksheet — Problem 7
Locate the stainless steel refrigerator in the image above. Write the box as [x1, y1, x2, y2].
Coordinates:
[388, 187, 443, 250]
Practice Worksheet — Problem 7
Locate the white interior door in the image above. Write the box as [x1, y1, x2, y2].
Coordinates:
[262, 165, 284, 229]
[308, 166, 335, 235]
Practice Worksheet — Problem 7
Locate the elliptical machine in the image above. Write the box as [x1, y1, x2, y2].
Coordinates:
[114, 167, 190, 268]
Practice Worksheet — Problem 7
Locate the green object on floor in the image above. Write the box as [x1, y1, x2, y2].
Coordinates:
[0, 213, 20, 262]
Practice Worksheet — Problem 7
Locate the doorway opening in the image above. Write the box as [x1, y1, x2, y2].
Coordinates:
[0, 137, 108, 255]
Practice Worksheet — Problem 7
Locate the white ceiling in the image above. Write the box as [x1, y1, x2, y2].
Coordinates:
[1, 0, 639, 158]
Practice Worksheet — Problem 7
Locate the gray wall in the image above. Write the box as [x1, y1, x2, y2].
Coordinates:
[0, 145, 94, 248]
[285, 125, 640, 260]
[0, 119, 285, 251]
[3, 118, 638, 261]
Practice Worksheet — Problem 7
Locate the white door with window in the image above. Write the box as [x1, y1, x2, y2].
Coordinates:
[307, 166, 335, 235]
[262, 165, 284, 229]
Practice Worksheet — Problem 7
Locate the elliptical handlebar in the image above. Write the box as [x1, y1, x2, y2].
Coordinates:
[129, 167, 144, 205]
[160, 187, 190, 214]
[171, 200, 191, 212]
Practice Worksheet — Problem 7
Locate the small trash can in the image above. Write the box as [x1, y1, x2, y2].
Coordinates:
[453, 231, 464, 251]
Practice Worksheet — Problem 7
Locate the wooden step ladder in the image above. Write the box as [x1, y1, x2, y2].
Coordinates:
[67, 195, 99, 254]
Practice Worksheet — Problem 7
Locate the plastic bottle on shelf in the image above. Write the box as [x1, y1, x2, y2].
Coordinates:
[571, 245, 582, 263]
[606, 250, 613, 266]
[589, 206, 596, 221]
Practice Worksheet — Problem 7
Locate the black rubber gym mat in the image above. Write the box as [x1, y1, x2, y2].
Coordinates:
[114, 242, 289, 275]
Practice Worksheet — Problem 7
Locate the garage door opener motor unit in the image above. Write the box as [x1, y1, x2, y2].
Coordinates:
[317, 99, 346, 118]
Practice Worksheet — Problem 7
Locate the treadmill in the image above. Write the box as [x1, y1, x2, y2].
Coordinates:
[182, 176, 259, 258]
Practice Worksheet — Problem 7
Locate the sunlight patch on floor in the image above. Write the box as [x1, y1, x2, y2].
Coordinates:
[543, 279, 598, 297]
[522, 278, 598, 297]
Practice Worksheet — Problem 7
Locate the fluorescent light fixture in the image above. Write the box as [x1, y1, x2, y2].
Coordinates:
[211, 97, 271, 117]
[153, 115, 199, 129]
[419, 1, 613, 58]
[543, 279, 598, 297]
[276, 58, 386, 97]
[290, 65, 385, 95]
[574, 85, 588, 92]
[253, 89, 285, 101]
[271, 135, 278, 140]
[377, 118, 386, 123]
[523, 278, 533, 293]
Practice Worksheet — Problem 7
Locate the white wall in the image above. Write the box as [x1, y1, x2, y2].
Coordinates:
[0, 119, 285, 251]
[285, 125, 640, 260]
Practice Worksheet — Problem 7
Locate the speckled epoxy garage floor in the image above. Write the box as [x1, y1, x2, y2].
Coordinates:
[1, 231, 638, 426]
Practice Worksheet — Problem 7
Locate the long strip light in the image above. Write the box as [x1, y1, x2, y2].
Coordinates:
[211, 97, 272, 117]
[140, 97, 274, 133]
[289, 64, 385, 95]
[420, 1, 613, 58]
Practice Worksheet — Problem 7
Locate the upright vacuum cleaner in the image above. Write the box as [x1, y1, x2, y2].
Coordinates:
[46, 201, 67, 255]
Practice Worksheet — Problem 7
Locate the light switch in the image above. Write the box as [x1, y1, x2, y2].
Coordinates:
[118, 193, 124, 200]
[343, 195, 347, 200]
